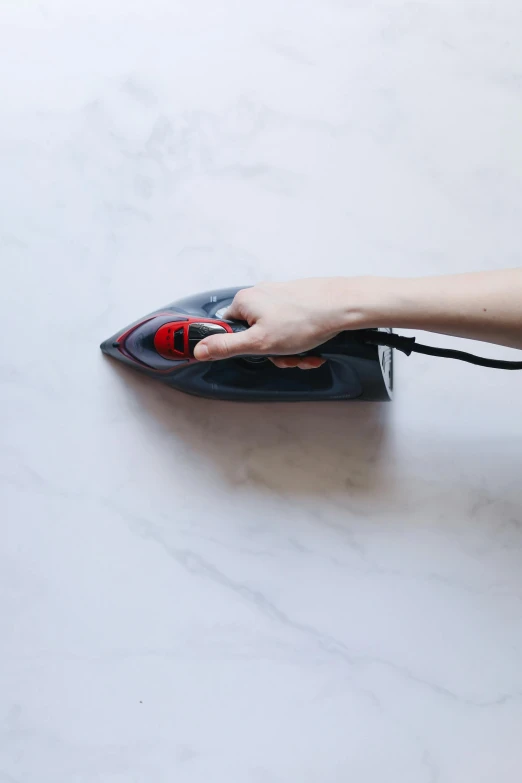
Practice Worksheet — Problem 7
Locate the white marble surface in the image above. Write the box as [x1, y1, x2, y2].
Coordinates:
[3, 1, 522, 781]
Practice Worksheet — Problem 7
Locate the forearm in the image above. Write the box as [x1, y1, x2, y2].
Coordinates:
[354, 269, 522, 350]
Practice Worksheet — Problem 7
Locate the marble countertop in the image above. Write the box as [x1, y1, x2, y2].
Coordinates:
[3, 2, 522, 781]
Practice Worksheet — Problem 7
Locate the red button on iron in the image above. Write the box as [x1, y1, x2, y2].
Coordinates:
[154, 323, 187, 359]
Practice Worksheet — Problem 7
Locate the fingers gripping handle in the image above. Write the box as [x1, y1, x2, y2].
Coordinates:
[225, 321, 383, 358]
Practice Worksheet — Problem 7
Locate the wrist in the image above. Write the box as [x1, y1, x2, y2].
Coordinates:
[335, 276, 409, 330]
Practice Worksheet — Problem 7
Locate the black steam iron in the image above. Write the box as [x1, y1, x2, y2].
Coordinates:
[100, 286, 522, 403]
[100, 287, 393, 401]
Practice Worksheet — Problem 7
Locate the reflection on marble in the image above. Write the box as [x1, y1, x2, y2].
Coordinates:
[2, 1, 522, 781]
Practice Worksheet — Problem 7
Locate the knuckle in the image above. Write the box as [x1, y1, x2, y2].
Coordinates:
[234, 288, 249, 305]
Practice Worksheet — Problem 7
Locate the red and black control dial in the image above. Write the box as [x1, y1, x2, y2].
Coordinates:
[154, 319, 233, 360]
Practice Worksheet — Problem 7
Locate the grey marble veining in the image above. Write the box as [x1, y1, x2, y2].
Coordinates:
[2, 2, 522, 781]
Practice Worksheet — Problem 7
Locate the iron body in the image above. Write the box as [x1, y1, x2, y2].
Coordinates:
[100, 287, 393, 402]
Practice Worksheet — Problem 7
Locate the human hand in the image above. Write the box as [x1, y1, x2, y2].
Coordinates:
[192, 278, 371, 369]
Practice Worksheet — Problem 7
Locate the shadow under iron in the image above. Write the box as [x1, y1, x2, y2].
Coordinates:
[103, 357, 392, 500]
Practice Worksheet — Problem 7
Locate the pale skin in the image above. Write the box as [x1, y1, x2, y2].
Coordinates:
[192, 268, 522, 369]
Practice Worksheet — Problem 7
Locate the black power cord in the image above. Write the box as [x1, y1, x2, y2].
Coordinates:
[363, 331, 522, 371]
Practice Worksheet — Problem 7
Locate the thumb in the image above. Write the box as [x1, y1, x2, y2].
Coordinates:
[193, 326, 262, 361]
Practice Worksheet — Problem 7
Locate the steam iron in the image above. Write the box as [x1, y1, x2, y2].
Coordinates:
[100, 287, 393, 401]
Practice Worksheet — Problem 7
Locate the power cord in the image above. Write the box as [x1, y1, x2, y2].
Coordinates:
[363, 331, 522, 371]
